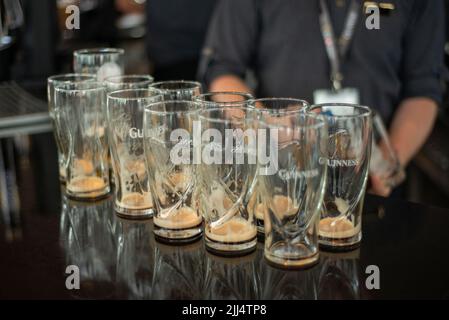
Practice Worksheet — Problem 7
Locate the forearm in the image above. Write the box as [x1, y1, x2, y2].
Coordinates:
[389, 97, 438, 167]
[209, 74, 253, 95]
[115, 0, 144, 13]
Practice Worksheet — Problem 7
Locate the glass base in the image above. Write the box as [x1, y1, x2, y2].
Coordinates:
[264, 242, 319, 269]
[205, 236, 257, 257]
[66, 187, 111, 201]
[319, 232, 362, 252]
[115, 205, 154, 220]
[153, 223, 202, 243]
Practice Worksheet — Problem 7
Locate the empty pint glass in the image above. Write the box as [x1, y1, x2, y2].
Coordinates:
[73, 48, 124, 81]
[107, 89, 162, 218]
[308, 104, 372, 250]
[55, 82, 110, 200]
[104, 74, 154, 93]
[248, 98, 309, 235]
[150, 80, 202, 100]
[143, 100, 203, 242]
[259, 111, 327, 268]
[47, 73, 95, 182]
[197, 106, 259, 255]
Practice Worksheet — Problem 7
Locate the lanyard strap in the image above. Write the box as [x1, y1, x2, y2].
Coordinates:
[319, 0, 360, 91]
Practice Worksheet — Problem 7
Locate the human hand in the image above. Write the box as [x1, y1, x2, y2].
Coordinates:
[369, 174, 392, 197]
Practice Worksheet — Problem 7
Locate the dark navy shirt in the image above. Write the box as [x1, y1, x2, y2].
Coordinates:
[201, 0, 445, 122]
[145, 0, 217, 67]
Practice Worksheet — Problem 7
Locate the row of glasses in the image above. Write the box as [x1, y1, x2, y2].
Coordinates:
[109, 79, 203, 220]
[143, 99, 372, 267]
[258, 103, 371, 264]
[49, 48, 373, 267]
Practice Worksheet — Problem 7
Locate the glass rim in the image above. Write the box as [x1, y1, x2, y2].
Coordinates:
[144, 100, 202, 115]
[54, 81, 105, 93]
[195, 91, 254, 107]
[251, 97, 310, 113]
[104, 74, 154, 84]
[107, 88, 162, 101]
[48, 73, 96, 84]
[73, 48, 125, 56]
[150, 80, 202, 91]
[199, 106, 259, 124]
[307, 103, 372, 118]
[260, 112, 327, 130]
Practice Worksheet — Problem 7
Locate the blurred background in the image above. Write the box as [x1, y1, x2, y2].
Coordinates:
[0, 0, 448, 243]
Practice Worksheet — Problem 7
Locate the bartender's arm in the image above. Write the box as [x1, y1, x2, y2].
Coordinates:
[201, 0, 257, 94]
[390, 98, 437, 168]
[210, 75, 252, 94]
[371, 0, 445, 196]
[115, 0, 144, 13]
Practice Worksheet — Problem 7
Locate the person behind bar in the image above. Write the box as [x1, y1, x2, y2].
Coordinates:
[199, 0, 445, 197]
[116, 0, 217, 80]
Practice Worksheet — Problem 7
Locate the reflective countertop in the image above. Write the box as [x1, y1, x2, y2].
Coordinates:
[1, 133, 449, 299]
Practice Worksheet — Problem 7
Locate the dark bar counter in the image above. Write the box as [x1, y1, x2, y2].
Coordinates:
[0, 132, 449, 300]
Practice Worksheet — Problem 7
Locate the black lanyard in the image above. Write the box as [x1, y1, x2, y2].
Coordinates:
[319, 0, 360, 91]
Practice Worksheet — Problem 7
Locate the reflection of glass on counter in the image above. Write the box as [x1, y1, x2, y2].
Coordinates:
[258, 259, 318, 300]
[152, 240, 205, 299]
[59, 192, 118, 299]
[317, 249, 360, 300]
[116, 218, 154, 299]
[204, 250, 259, 300]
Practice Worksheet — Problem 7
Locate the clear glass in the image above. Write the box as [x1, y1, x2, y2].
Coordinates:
[143, 100, 203, 242]
[259, 262, 318, 299]
[47, 74, 95, 182]
[55, 82, 110, 200]
[104, 74, 154, 93]
[195, 91, 253, 107]
[370, 111, 406, 189]
[73, 48, 124, 81]
[107, 89, 162, 218]
[150, 80, 202, 100]
[197, 106, 259, 256]
[308, 104, 372, 250]
[259, 111, 327, 268]
[247, 98, 309, 235]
